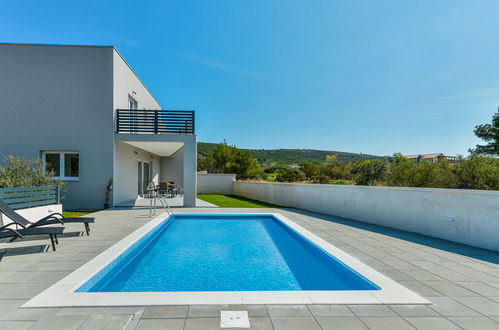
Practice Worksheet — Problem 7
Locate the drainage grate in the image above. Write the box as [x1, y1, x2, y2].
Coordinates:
[220, 311, 250, 328]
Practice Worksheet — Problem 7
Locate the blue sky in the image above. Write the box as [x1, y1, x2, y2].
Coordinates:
[1, 0, 498, 156]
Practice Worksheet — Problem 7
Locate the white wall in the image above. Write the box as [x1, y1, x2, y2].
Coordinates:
[160, 151, 184, 185]
[113, 141, 160, 206]
[197, 174, 236, 195]
[234, 182, 499, 251]
[0, 204, 63, 226]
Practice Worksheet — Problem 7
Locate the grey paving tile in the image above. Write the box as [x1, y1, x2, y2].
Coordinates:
[3, 308, 59, 321]
[360, 316, 415, 330]
[399, 269, 445, 281]
[0, 284, 49, 299]
[187, 304, 229, 317]
[271, 316, 321, 330]
[428, 296, 480, 316]
[248, 317, 273, 330]
[425, 281, 479, 297]
[230, 304, 268, 317]
[307, 304, 354, 317]
[389, 304, 440, 317]
[135, 318, 185, 330]
[447, 316, 499, 330]
[27, 314, 88, 330]
[78, 314, 133, 330]
[0, 320, 35, 330]
[0, 299, 26, 319]
[348, 305, 397, 317]
[267, 304, 311, 317]
[184, 317, 221, 330]
[315, 316, 368, 329]
[142, 306, 188, 319]
[453, 297, 499, 316]
[397, 280, 444, 296]
[404, 316, 462, 330]
[455, 282, 499, 297]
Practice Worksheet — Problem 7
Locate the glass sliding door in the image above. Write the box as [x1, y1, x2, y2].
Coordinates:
[137, 160, 153, 197]
[138, 161, 143, 196]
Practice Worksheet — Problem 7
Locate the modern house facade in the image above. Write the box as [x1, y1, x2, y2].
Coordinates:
[0, 43, 197, 209]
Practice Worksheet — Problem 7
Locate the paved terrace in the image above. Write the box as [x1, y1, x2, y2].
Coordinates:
[1, 207, 499, 330]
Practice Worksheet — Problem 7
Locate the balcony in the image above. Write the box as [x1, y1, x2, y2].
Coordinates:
[115, 109, 195, 134]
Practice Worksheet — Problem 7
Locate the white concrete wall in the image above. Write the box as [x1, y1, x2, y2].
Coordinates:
[113, 141, 160, 206]
[197, 174, 236, 194]
[160, 151, 184, 186]
[0, 204, 63, 226]
[112, 49, 162, 207]
[234, 182, 499, 251]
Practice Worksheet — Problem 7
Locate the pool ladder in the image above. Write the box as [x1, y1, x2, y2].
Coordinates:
[149, 195, 174, 218]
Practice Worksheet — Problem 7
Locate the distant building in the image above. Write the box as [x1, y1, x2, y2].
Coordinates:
[404, 153, 457, 164]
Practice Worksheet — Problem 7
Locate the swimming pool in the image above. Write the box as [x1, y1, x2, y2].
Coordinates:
[24, 212, 428, 306]
[77, 214, 379, 292]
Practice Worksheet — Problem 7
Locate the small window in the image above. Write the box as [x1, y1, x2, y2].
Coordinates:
[43, 151, 80, 180]
[45, 153, 61, 176]
[128, 96, 138, 110]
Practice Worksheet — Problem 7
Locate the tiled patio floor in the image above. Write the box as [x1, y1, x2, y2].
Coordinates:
[0, 207, 498, 329]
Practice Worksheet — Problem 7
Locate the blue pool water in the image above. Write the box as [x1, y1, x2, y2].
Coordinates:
[77, 214, 379, 292]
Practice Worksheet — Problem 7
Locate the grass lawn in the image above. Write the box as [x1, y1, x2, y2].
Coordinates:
[62, 210, 99, 218]
[197, 194, 283, 208]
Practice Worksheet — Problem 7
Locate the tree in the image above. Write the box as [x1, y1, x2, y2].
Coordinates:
[199, 141, 262, 179]
[0, 155, 63, 189]
[351, 159, 390, 186]
[470, 110, 499, 156]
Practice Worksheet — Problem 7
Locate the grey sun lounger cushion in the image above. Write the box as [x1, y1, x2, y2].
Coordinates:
[0, 198, 94, 235]
[0, 225, 65, 251]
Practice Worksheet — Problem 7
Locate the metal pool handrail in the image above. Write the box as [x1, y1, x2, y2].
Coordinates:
[149, 195, 174, 218]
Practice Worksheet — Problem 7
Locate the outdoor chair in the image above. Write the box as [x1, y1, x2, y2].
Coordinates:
[0, 223, 65, 251]
[0, 198, 94, 236]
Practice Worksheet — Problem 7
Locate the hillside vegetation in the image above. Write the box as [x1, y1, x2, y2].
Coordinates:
[198, 142, 384, 164]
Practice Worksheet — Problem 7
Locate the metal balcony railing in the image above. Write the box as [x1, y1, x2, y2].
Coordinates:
[116, 109, 195, 134]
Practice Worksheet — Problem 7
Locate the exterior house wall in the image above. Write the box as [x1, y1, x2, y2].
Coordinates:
[234, 181, 499, 252]
[111, 49, 162, 206]
[160, 151, 184, 186]
[197, 174, 236, 194]
[113, 142, 160, 206]
[0, 44, 114, 209]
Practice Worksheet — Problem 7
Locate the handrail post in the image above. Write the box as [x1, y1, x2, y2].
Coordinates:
[55, 185, 60, 204]
[116, 110, 120, 133]
[154, 110, 159, 134]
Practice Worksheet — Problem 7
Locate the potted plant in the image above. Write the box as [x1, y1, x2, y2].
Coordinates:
[104, 179, 113, 209]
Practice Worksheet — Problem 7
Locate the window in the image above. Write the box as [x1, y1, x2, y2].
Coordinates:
[43, 152, 79, 180]
[128, 96, 138, 110]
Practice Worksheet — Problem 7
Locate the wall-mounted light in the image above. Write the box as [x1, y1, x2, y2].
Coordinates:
[133, 150, 138, 155]
[132, 91, 136, 95]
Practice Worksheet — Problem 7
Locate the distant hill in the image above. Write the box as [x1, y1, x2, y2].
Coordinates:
[198, 142, 385, 164]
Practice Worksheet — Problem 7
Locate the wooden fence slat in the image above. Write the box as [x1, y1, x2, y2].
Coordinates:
[0, 190, 57, 199]
[9, 199, 57, 210]
[3, 195, 56, 205]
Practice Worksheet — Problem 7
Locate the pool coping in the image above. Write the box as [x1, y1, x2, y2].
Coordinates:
[23, 212, 429, 307]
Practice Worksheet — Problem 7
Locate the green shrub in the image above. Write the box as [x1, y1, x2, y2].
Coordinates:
[454, 155, 499, 190]
[275, 168, 305, 182]
[329, 179, 353, 185]
[0, 155, 61, 188]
